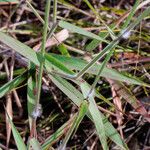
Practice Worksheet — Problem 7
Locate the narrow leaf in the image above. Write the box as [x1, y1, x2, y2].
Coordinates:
[5, 111, 26, 150]
[0, 71, 27, 98]
[29, 138, 41, 150]
[58, 20, 108, 43]
[49, 54, 149, 86]
[0, 32, 40, 66]
[0, 32, 74, 76]
[80, 82, 108, 150]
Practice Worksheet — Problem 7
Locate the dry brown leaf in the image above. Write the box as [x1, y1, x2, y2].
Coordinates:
[4, 53, 15, 148]
[0, 2, 18, 5]
[108, 79, 124, 138]
[5, 93, 13, 148]
[111, 84, 123, 124]
[33, 29, 69, 51]
[108, 79, 150, 123]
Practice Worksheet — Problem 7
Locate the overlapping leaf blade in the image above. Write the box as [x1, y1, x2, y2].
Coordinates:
[6, 112, 26, 150]
[0, 71, 27, 98]
[80, 82, 108, 150]
[47, 74, 128, 149]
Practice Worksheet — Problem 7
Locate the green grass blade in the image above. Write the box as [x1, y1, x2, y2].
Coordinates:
[75, 80, 114, 107]
[49, 54, 148, 86]
[58, 0, 94, 18]
[0, 71, 27, 98]
[80, 81, 128, 150]
[29, 138, 41, 150]
[83, 0, 97, 15]
[58, 44, 70, 57]
[80, 82, 108, 150]
[122, 0, 140, 29]
[1, 52, 147, 101]
[0, 68, 25, 80]
[0, 32, 40, 66]
[49, 74, 84, 106]
[124, 6, 150, 33]
[58, 20, 108, 43]
[45, 54, 73, 74]
[5, 111, 26, 150]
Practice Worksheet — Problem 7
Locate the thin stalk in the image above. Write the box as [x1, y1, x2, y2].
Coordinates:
[53, 0, 57, 23]
[36, 0, 51, 110]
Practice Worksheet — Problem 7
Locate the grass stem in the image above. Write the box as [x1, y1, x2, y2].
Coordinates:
[36, 0, 51, 113]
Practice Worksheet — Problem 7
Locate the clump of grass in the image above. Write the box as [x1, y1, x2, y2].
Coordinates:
[0, 0, 150, 149]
